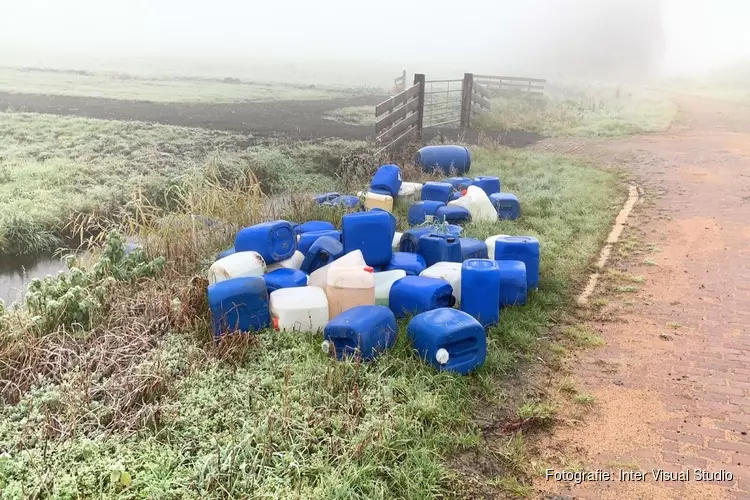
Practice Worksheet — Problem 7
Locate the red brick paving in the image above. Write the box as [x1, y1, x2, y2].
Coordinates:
[535, 95, 750, 499]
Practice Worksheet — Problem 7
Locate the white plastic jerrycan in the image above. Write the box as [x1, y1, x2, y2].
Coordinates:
[484, 234, 511, 260]
[270, 286, 329, 333]
[397, 182, 423, 204]
[420, 261, 463, 305]
[358, 191, 394, 213]
[208, 251, 266, 284]
[325, 265, 375, 318]
[308, 249, 366, 289]
[374, 269, 407, 306]
[392, 232, 403, 251]
[266, 250, 305, 272]
[448, 185, 497, 222]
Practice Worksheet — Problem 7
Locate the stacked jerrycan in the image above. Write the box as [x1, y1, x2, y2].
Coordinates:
[206, 151, 539, 375]
[209, 220, 298, 337]
[359, 164, 402, 213]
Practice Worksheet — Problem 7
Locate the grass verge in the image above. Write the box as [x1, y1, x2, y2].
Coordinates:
[474, 87, 677, 137]
[0, 143, 622, 497]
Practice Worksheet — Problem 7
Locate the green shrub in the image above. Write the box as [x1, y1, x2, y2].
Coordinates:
[22, 232, 165, 335]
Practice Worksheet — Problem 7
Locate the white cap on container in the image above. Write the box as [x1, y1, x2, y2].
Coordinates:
[321, 340, 331, 354]
[436, 348, 450, 365]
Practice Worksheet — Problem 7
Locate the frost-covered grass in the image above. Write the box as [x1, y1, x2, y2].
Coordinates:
[474, 87, 677, 137]
[0, 143, 623, 498]
[0, 112, 372, 255]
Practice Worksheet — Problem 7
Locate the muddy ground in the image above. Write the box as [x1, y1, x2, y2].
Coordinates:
[0, 91, 543, 145]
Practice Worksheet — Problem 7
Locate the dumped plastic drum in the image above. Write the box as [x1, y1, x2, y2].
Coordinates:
[416, 145, 471, 175]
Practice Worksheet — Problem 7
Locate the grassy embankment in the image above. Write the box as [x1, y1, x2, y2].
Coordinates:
[474, 83, 677, 137]
[0, 112, 377, 256]
[0, 118, 624, 497]
[0, 67, 372, 103]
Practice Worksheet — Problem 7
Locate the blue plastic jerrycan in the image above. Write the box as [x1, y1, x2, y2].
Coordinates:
[370, 164, 402, 197]
[400, 225, 462, 253]
[235, 220, 297, 264]
[418, 233, 462, 267]
[389, 276, 455, 319]
[497, 260, 528, 306]
[208, 276, 270, 337]
[342, 210, 395, 267]
[325, 195, 360, 208]
[460, 238, 488, 261]
[449, 191, 463, 202]
[323, 305, 398, 360]
[216, 246, 236, 261]
[315, 192, 340, 204]
[295, 220, 336, 235]
[493, 236, 540, 290]
[301, 236, 344, 274]
[473, 176, 501, 197]
[386, 252, 427, 276]
[263, 269, 308, 294]
[297, 230, 341, 255]
[435, 205, 472, 225]
[443, 177, 472, 190]
[421, 181, 454, 204]
[489, 193, 520, 220]
[407, 308, 487, 374]
[461, 259, 501, 327]
[408, 201, 445, 226]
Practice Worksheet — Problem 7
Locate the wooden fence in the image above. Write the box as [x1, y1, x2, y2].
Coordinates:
[375, 74, 425, 156]
[392, 70, 406, 93]
[376, 72, 514, 155]
[474, 75, 546, 96]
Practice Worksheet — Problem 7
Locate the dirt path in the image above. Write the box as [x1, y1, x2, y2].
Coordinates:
[533, 95, 750, 499]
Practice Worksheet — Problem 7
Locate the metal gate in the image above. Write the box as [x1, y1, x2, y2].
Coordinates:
[423, 78, 463, 128]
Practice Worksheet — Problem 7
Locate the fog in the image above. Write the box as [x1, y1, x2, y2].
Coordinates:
[1, 0, 749, 85]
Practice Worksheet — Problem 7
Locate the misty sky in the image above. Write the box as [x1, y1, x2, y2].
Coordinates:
[1, 0, 749, 78]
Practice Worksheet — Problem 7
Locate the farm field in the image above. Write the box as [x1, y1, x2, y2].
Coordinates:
[0, 67, 374, 104]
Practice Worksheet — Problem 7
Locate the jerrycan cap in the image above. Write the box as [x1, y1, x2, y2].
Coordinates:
[272, 317, 279, 330]
[461, 189, 468, 196]
[364, 266, 374, 273]
[321, 340, 331, 353]
[436, 348, 450, 365]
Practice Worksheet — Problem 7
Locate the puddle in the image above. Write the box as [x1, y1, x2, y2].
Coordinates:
[0, 253, 72, 306]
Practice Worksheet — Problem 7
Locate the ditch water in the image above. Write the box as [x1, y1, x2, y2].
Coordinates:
[0, 253, 70, 306]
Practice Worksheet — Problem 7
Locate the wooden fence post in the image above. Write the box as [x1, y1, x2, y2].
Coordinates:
[460, 73, 474, 129]
[414, 73, 426, 140]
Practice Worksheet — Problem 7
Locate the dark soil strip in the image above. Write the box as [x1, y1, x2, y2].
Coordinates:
[0, 91, 544, 146]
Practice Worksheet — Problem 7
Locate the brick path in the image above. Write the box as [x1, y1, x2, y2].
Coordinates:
[535, 95, 750, 500]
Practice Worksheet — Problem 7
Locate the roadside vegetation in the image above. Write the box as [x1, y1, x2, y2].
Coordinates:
[0, 132, 622, 497]
[0, 67, 375, 103]
[475, 84, 677, 137]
